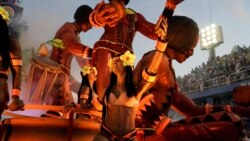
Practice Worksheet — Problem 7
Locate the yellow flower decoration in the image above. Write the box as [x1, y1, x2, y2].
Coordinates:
[120, 51, 136, 67]
[91, 67, 98, 76]
[107, 51, 136, 72]
[0, 6, 10, 22]
[81, 66, 91, 76]
[46, 38, 65, 49]
[81, 66, 98, 76]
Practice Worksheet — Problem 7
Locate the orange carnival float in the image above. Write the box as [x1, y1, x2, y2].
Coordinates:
[1, 0, 250, 141]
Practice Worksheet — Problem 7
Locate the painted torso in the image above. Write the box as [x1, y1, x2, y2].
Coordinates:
[104, 92, 138, 135]
[50, 23, 79, 75]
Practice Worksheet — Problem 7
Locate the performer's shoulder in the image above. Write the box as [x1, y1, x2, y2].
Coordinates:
[57, 22, 75, 33]
[126, 8, 136, 15]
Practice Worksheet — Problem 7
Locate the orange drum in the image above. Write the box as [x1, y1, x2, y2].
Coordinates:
[23, 56, 73, 105]
[1, 117, 100, 141]
[0, 123, 4, 140]
[233, 85, 250, 106]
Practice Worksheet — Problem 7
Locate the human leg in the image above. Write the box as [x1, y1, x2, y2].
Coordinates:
[94, 49, 112, 101]
[0, 78, 9, 119]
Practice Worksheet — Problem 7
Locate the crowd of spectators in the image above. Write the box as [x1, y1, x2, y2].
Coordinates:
[177, 45, 250, 93]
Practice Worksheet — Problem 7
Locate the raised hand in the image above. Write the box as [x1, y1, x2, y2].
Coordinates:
[167, 0, 184, 6]
[94, 2, 116, 25]
[8, 96, 24, 111]
[93, 1, 126, 27]
[106, 0, 126, 27]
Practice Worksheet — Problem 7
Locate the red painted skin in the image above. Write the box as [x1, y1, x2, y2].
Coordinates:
[0, 15, 24, 116]
[91, 1, 245, 140]
[1, 1, 247, 140]
[134, 52, 243, 141]
[92, 7, 158, 102]
[48, 22, 92, 105]
[132, 15, 244, 140]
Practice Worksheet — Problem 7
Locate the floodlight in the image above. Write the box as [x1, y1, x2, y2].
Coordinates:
[200, 24, 224, 50]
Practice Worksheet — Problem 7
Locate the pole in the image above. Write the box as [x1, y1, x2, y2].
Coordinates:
[208, 45, 216, 60]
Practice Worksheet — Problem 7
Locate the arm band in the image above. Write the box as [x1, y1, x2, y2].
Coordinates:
[142, 69, 156, 83]
[155, 41, 167, 52]
[80, 93, 89, 99]
[11, 58, 22, 66]
[162, 2, 175, 18]
[12, 88, 21, 97]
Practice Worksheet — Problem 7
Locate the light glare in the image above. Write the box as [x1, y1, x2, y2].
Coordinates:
[200, 24, 223, 49]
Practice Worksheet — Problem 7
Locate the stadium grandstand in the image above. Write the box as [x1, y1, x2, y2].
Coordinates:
[177, 44, 250, 137]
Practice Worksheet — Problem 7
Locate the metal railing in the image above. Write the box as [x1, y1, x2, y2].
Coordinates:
[180, 69, 250, 94]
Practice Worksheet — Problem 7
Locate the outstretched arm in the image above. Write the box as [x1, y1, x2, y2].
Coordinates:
[231, 105, 250, 118]
[61, 26, 92, 58]
[171, 92, 206, 117]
